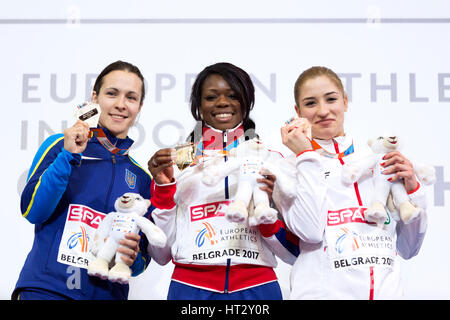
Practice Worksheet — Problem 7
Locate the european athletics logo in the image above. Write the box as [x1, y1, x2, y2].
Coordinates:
[335, 227, 360, 254]
[195, 222, 218, 247]
[67, 226, 89, 253]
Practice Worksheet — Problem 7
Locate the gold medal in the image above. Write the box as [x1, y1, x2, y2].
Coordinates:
[174, 143, 196, 170]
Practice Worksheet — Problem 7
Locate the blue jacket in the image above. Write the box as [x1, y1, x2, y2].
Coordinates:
[14, 127, 152, 300]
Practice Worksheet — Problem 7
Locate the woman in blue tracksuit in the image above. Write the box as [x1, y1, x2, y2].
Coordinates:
[13, 61, 169, 300]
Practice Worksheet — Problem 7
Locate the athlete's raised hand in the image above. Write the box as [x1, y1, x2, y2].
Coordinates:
[148, 148, 176, 185]
[64, 120, 90, 154]
[281, 117, 313, 155]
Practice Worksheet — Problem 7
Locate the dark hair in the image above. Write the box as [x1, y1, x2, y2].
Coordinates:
[188, 62, 256, 142]
[93, 60, 145, 104]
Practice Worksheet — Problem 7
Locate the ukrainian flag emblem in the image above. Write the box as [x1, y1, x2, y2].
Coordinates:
[125, 169, 137, 189]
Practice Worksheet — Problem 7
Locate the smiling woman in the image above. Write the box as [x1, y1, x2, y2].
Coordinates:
[92, 70, 143, 139]
[276, 66, 429, 300]
[184, 62, 256, 145]
[13, 60, 170, 300]
[92, 61, 145, 139]
[198, 74, 243, 131]
[146, 62, 299, 300]
[293, 67, 348, 141]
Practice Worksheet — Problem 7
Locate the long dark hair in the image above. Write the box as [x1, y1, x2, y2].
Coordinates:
[188, 62, 256, 142]
[93, 60, 145, 104]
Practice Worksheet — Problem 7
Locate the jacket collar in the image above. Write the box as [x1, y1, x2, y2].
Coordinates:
[90, 126, 134, 155]
[313, 134, 353, 155]
[201, 122, 245, 150]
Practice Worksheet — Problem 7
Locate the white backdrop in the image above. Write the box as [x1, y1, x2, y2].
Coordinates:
[2, 0, 450, 299]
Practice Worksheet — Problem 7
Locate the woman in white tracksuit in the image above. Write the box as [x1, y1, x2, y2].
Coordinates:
[148, 62, 299, 300]
[275, 66, 428, 299]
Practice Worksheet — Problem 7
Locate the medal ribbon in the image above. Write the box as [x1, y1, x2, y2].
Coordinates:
[190, 133, 244, 166]
[311, 139, 354, 159]
[90, 128, 130, 156]
[190, 141, 229, 166]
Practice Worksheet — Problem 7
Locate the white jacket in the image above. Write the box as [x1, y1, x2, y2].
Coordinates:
[151, 124, 299, 293]
[273, 135, 428, 300]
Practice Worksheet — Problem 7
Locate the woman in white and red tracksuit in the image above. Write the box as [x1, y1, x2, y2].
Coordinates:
[276, 66, 428, 300]
[148, 63, 299, 300]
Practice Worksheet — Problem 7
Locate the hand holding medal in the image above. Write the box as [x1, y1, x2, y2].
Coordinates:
[64, 120, 90, 154]
[281, 116, 313, 155]
[63, 102, 102, 154]
[148, 148, 176, 185]
[148, 143, 197, 184]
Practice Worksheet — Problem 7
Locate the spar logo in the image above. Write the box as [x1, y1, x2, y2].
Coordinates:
[67, 226, 89, 252]
[190, 200, 230, 222]
[327, 207, 375, 226]
[335, 227, 360, 254]
[68, 204, 106, 228]
[195, 222, 219, 247]
[327, 207, 390, 226]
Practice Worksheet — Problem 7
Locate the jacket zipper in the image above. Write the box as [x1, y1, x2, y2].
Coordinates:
[224, 258, 231, 293]
[104, 154, 116, 213]
[223, 132, 231, 293]
[223, 131, 229, 200]
[334, 139, 373, 298]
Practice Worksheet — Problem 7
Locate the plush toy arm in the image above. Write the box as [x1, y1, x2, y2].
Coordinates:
[202, 157, 241, 186]
[342, 153, 379, 184]
[262, 161, 296, 199]
[134, 216, 167, 248]
[412, 160, 436, 186]
[91, 213, 114, 255]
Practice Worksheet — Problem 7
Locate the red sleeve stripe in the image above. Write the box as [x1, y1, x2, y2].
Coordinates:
[150, 180, 176, 209]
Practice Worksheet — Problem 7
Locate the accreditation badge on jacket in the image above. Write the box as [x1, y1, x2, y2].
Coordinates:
[188, 200, 263, 264]
[325, 207, 397, 271]
[57, 204, 106, 268]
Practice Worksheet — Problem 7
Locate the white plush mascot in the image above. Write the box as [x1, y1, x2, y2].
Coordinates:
[342, 135, 435, 225]
[87, 193, 167, 284]
[202, 138, 295, 226]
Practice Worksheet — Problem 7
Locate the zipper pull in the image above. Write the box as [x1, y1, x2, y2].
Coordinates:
[222, 131, 228, 161]
[111, 154, 116, 164]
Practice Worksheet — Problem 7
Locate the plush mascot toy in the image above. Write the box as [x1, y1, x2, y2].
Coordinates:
[342, 135, 435, 225]
[202, 138, 295, 226]
[87, 193, 167, 284]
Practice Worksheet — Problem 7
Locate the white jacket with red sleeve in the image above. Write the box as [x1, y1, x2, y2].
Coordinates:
[273, 134, 428, 300]
[150, 124, 299, 293]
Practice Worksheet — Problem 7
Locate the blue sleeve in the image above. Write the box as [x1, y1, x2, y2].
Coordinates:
[130, 236, 151, 277]
[128, 159, 152, 276]
[21, 134, 81, 224]
[259, 220, 300, 265]
[274, 226, 301, 258]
